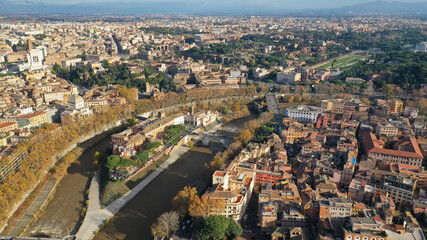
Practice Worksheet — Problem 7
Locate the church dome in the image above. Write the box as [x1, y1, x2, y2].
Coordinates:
[68, 94, 85, 109]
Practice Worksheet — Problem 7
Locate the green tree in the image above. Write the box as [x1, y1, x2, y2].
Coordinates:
[197, 215, 242, 240]
[134, 151, 149, 162]
[105, 155, 120, 170]
[118, 158, 137, 167]
[145, 141, 162, 150]
[226, 218, 243, 239]
[127, 117, 138, 126]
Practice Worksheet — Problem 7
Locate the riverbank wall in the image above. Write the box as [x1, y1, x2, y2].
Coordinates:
[1, 119, 123, 233]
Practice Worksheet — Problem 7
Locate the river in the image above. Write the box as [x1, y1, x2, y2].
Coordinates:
[27, 130, 117, 238]
[93, 146, 215, 240]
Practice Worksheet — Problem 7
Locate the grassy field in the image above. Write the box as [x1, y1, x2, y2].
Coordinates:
[100, 154, 169, 207]
[316, 54, 367, 70]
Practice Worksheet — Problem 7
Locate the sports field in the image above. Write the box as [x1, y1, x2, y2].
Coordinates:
[315, 54, 367, 70]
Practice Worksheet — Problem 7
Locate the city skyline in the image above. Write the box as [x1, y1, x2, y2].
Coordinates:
[1, 0, 427, 14]
[14, 0, 427, 9]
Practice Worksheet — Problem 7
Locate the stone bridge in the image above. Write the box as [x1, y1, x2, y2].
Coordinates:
[188, 133, 234, 147]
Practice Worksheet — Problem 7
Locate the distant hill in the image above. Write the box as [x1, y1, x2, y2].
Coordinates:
[329, 1, 427, 14]
[0, 0, 426, 15]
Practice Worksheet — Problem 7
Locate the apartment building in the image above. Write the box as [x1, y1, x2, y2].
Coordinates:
[321, 99, 345, 113]
[282, 124, 308, 144]
[347, 179, 375, 203]
[85, 98, 109, 111]
[111, 131, 146, 158]
[363, 132, 424, 167]
[388, 99, 403, 114]
[0, 122, 18, 133]
[376, 123, 398, 137]
[17, 111, 48, 127]
[383, 176, 415, 206]
[282, 208, 308, 228]
[276, 72, 301, 83]
[319, 198, 353, 220]
[321, 99, 367, 113]
[184, 110, 218, 127]
[344, 232, 387, 240]
[285, 105, 323, 123]
[373, 99, 403, 117]
[392, 164, 427, 188]
[260, 202, 278, 232]
[205, 163, 256, 222]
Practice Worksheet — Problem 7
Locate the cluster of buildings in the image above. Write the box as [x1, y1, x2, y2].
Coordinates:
[203, 94, 427, 240]
[111, 107, 218, 158]
[106, 107, 218, 179]
[0, 72, 129, 180]
[280, 97, 427, 240]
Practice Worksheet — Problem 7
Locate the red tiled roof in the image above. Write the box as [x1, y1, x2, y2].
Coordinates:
[363, 132, 423, 159]
[18, 111, 46, 119]
[213, 171, 226, 177]
[0, 122, 17, 129]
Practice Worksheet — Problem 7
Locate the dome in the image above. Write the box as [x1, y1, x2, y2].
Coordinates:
[68, 94, 84, 105]
[68, 94, 85, 109]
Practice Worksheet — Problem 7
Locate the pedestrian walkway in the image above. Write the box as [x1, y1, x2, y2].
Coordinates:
[7, 177, 57, 236]
[75, 146, 190, 240]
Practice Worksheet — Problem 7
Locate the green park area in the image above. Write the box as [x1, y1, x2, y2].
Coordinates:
[316, 54, 368, 70]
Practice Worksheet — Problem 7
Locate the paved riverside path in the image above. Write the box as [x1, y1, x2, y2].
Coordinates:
[7, 177, 56, 236]
[75, 146, 190, 240]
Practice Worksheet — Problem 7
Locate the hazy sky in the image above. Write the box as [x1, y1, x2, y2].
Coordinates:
[19, 0, 427, 9]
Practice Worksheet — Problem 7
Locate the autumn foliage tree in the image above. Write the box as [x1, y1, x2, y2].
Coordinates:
[0, 103, 131, 227]
[234, 129, 252, 145]
[172, 186, 198, 216]
[151, 211, 180, 239]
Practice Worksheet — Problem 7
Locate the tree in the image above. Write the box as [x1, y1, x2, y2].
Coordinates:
[411, 89, 424, 99]
[151, 211, 180, 239]
[145, 141, 162, 150]
[360, 97, 371, 108]
[227, 140, 242, 153]
[258, 111, 273, 124]
[127, 117, 138, 127]
[260, 126, 274, 133]
[188, 140, 194, 148]
[134, 151, 149, 162]
[244, 120, 260, 134]
[188, 195, 207, 218]
[197, 215, 229, 240]
[105, 155, 120, 170]
[172, 186, 198, 216]
[383, 84, 395, 99]
[231, 101, 241, 112]
[118, 158, 137, 167]
[226, 218, 243, 239]
[234, 129, 252, 145]
[197, 215, 243, 240]
[93, 151, 102, 167]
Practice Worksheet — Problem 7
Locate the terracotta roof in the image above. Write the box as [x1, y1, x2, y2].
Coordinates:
[0, 122, 17, 129]
[363, 132, 423, 159]
[18, 111, 46, 119]
[213, 171, 226, 177]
